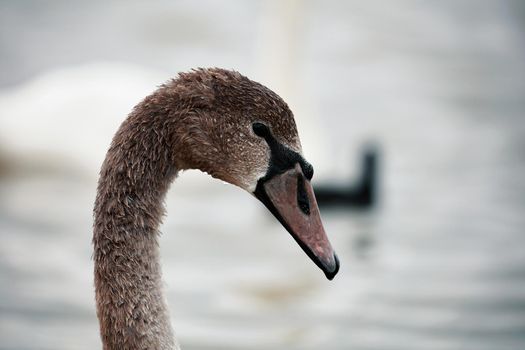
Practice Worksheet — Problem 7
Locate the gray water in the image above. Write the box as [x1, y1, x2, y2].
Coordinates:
[1, 1, 525, 349]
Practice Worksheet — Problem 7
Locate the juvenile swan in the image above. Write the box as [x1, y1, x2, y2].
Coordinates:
[93, 68, 339, 349]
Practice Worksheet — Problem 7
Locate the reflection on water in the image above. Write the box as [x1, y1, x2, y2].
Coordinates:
[1, 1, 525, 349]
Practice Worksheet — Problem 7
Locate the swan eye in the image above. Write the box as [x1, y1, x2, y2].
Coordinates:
[252, 122, 270, 138]
[296, 174, 310, 215]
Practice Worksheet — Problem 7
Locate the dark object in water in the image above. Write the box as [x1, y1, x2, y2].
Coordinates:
[314, 147, 378, 208]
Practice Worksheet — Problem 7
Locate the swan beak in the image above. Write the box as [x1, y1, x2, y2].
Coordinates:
[254, 164, 340, 280]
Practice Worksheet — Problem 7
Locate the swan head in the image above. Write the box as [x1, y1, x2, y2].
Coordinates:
[169, 68, 339, 280]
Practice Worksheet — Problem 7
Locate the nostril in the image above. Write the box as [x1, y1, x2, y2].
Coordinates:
[297, 174, 310, 215]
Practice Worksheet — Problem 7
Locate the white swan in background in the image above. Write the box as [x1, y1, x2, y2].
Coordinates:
[0, 63, 164, 173]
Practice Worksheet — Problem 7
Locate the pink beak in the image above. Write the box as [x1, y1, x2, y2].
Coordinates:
[255, 164, 339, 279]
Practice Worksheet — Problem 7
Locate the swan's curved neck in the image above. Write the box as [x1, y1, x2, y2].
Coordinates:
[93, 93, 181, 349]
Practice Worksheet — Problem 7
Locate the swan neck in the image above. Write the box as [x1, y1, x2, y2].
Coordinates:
[93, 102, 180, 349]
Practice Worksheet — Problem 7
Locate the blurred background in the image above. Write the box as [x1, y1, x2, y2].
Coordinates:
[1, 1, 525, 349]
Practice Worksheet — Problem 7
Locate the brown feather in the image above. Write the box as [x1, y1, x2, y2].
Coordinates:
[93, 68, 301, 349]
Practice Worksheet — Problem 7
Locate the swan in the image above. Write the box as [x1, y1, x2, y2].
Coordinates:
[93, 68, 340, 349]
